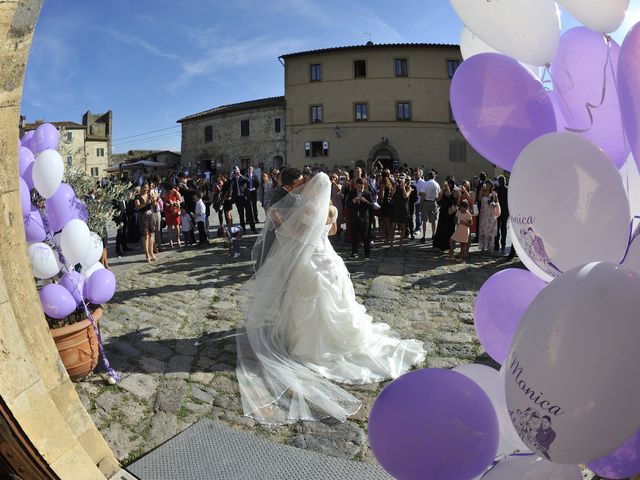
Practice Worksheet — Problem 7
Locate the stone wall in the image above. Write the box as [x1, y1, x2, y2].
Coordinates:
[180, 105, 285, 173]
[0, 1, 117, 478]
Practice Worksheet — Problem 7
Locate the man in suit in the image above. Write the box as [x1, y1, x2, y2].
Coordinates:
[494, 175, 509, 251]
[226, 166, 256, 233]
[112, 197, 129, 256]
[247, 165, 261, 224]
[349, 177, 372, 259]
[254, 167, 303, 270]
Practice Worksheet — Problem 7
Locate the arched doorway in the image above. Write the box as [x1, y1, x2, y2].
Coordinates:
[272, 155, 283, 170]
[367, 140, 399, 171]
[0, 2, 119, 479]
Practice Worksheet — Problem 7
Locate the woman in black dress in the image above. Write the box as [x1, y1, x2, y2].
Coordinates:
[377, 169, 394, 246]
[391, 174, 412, 248]
[433, 180, 458, 251]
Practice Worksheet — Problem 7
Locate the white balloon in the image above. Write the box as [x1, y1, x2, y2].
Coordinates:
[482, 454, 582, 480]
[81, 232, 104, 268]
[557, 0, 630, 34]
[453, 364, 529, 457]
[28, 243, 60, 279]
[459, 27, 540, 78]
[81, 261, 104, 279]
[31, 149, 63, 199]
[450, 0, 561, 66]
[508, 133, 630, 281]
[59, 219, 90, 266]
[505, 262, 640, 464]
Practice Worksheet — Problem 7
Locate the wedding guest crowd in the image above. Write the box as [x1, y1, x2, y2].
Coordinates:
[102, 161, 512, 264]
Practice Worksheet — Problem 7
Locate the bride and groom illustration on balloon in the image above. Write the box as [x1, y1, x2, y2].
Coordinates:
[236, 170, 425, 423]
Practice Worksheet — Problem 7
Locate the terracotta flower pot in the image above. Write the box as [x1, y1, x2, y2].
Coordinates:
[50, 307, 102, 381]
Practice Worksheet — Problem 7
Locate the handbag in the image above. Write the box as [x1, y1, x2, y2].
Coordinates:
[447, 204, 458, 215]
[471, 204, 479, 216]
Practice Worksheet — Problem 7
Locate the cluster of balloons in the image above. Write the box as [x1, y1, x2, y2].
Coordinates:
[19, 123, 116, 320]
[369, 2, 640, 479]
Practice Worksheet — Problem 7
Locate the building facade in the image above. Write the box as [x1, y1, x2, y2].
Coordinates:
[178, 97, 285, 174]
[21, 110, 112, 177]
[281, 43, 494, 178]
[106, 150, 181, 180]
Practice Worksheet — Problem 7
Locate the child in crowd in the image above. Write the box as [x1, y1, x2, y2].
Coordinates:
[450, 200, 472, 259]
[194, 192, 209, 246]
[220, 225, 244, 259]
[179, 207, 195, 246]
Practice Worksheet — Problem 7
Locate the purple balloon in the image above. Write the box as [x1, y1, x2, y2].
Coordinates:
[450, 53, 556, 172]
[59, 271, 85, 306]
[39, 283, 77, 319]
[19, 177, 31, 218]
[20, 130, 35, 153]
[551, 27, 628, 168]
[18, 146, 34, 177]
[45, 183, 76, 232]
[547, 90, 569, 133]
[369, 368, 499, 480]
[24, 207, 46, 243]
[18, 146, 35, 190]
[84, 268, 116, 304]
[70, 197, 89, 223]
[588, 429, 640, 479]
[619, 22, 640, 173]
[33, 123, 59, 153]
[474, 269, 547, 364]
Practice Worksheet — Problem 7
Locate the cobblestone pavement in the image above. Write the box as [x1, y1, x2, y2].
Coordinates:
[74, 227, 595, 477]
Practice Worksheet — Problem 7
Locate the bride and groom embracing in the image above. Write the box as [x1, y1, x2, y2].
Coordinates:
[236, 170, 425, 423]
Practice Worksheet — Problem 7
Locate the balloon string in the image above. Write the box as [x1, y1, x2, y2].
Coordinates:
[480, 452, 536, 478]
[620, 216, 640, 264]
[544, 65, 575, 125]
[563, 35, 613, 134]
[40, 210, 120, 383]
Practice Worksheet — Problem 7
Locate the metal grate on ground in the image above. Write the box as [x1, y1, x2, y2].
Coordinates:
[127, 419, 391, 480]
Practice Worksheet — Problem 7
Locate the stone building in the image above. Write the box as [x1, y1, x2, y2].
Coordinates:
[178, 43, 496, 178]
[21, 110, 112, 177]
[280, 42, 494, 178]
[178, 97, 285, 174]
[106, 150, 181, 180]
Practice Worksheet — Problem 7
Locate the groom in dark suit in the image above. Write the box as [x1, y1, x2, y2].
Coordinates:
[349, 177, 372, 259]
[254, 167, 303, 270]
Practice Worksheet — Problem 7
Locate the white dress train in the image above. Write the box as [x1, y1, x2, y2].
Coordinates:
[236, 173, 425, 423]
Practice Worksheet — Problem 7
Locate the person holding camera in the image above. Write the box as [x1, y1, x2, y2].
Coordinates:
[349, 177, 372, 258]
[391, 174, 412, 249]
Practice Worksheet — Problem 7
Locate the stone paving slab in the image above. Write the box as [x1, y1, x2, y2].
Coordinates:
[77, 226, 599, 479]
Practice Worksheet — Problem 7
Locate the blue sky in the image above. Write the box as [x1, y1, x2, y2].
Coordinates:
[21, 0, 640, 153]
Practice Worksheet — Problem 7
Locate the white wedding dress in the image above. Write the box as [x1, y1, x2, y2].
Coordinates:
[236, 173, 425, 423]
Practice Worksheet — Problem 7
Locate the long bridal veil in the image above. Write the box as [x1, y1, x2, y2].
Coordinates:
[236, 173, 362, 423]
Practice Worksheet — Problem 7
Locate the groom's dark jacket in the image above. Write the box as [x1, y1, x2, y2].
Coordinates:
[255, 186, 289, 271]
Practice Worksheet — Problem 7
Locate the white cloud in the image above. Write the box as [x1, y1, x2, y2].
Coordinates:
[103, 28, 180, 61]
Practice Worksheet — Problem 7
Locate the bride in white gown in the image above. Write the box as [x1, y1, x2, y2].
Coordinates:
[236, 172, 425, 423]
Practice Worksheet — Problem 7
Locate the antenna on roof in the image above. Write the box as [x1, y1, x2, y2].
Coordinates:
[363, 32, 372, 44]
